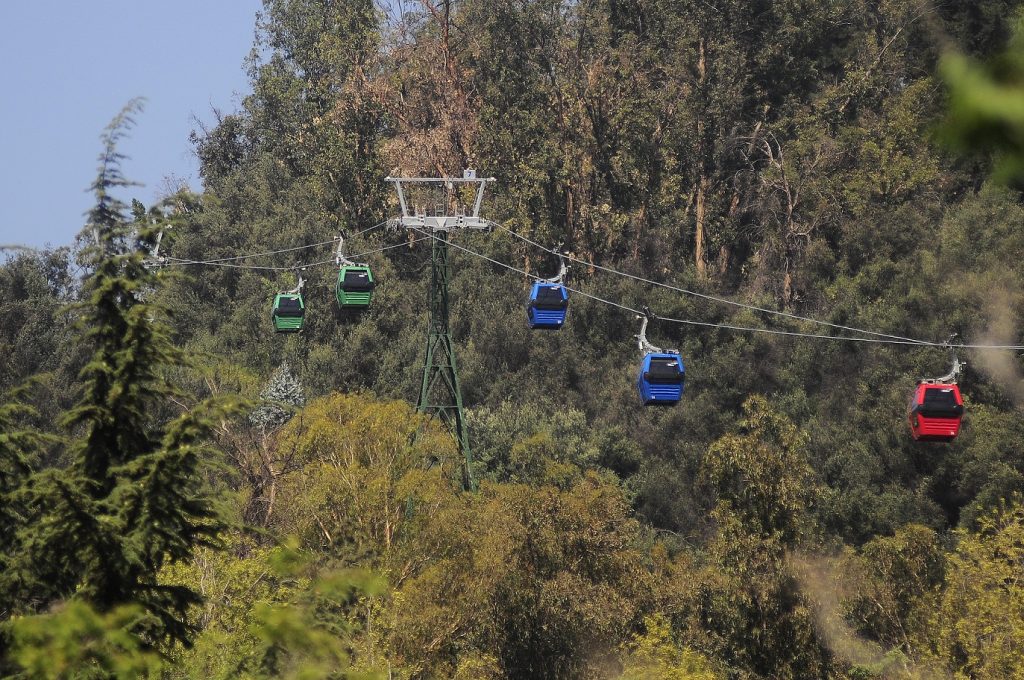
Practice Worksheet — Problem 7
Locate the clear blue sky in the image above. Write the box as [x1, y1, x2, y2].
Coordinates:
[0, 0, 261, 248]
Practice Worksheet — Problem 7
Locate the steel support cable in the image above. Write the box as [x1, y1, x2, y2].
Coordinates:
[413, 227, 1024, 350]
[486, 219, 934, 346]
[163, 235, 431, 272]
[166, 238, 338, 265]
[163, 219, 391, 266]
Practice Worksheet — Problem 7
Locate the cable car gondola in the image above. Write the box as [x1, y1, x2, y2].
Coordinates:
[635, 310, 685, 405]
[271, 272, 306, 333]
[909, 342, 964, 442]
[334, 234, 376, 309]
[527, 250, 570, 329]
[336, 265, 375, 308]
[909, 383, 963, 441]
[528, 282, 569, 329]
[638, 352, 685, 405]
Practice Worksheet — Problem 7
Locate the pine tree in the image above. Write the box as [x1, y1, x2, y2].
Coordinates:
[0, 384, 53, 674]
[249, 361, 304, 432]
[4, 100, 241, 650]
[0, 387, 44, 589]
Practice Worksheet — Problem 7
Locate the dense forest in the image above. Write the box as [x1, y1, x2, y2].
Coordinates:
[3, 0, 1024, 677]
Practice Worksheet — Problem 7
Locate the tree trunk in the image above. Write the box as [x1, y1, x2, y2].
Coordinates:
[695, 175, 709, 279]
[694, 39, 709, 279]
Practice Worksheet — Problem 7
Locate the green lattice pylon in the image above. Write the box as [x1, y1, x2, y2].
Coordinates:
[417, 231, 475, 491]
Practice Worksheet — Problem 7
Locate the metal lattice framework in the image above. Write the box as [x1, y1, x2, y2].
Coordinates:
[387, 171, 494, 231]
[387, 171, 495, 491]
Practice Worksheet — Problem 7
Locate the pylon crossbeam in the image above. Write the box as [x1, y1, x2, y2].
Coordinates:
[386, 172, 495, 232]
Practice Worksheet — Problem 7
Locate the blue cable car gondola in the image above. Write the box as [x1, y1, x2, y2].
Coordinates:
[527, 250, 570, 330]
[527, 282, 569, 329]
[637, 352, 685, 405]
[635, 310, 685, 405]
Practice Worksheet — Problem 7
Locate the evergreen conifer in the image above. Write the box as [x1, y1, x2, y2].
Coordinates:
[3, 100, 241, 650]
[0, 384, 53, 673]
[249, 361, 304, 432]
[0, 387, 45, 596]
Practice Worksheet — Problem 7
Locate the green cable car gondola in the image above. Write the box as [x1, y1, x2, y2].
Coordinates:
[272, 271, 306, 332]
[271, 292, 305, 332]
[336, 265, 375, 309]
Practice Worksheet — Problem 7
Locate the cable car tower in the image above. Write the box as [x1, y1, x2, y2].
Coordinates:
[387, 170, 495, 491]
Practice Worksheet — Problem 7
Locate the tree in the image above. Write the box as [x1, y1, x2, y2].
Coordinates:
[696, 396, 833, 678]
[392, 473, 655, 679]
[0, 387, 47, 593]
[617, 614, 722, 680]
[466, 400, 598, 487]
[0, 384, 54, 674]
[166, 540, 387, 680]
[218, 361, 308, 527]
[921, 498, 1024, 678]
[250, 361, 305, 432]
[839, 524, 944, 653]
[702, 394, 817, 543]
[2, 101, 241, 651]
[941, 13, 1024, 183]
[0, 248, 78, 396]
[266, 392, 458, 561]
[7, 602, 162, 680]
[7, 543, 388, 680]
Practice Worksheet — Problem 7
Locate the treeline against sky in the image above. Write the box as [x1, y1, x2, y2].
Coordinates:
[3, 0, 1024, 677]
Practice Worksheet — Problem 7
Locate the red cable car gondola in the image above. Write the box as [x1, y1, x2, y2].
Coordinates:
[908, 342, 964, 443]
[909, 382, 963, 442]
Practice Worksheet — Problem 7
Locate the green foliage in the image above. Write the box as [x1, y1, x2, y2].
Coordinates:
[393, 474, 654, 678]
[7, 602, 162, 679]
[467, 400, 599, 486]
[266, 392, 458, 560]
[161, 542, 290, 678]
[694, 517, 834, 679]
[0, 384, 48, 549]
[617, 614, 722, 680]
[7, 543, 387, 680]
[2, 102, 244, 653]
[840, 525, 944, 651]
[240, 543, 387, 680]
[0, 248, 79, 404]
[163, 538, 388, 679]
[941, 13, 1024, 183]
[703, 395, 818, 543]
[680, 398, 836, 677]
[0, 384, 56, 670]
[921, 498, 1024, 678]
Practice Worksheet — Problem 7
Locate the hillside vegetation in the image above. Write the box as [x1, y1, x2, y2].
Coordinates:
[3, 1, 1024, 678]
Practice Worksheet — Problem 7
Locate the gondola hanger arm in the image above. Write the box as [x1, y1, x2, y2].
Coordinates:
[335, 234, 354, 267]
[543, 244, 569, 284]
[921, 334, 966, 384]
[636, 306, 664, 354]
[288, 268, 306, 294]
[335, 232, 370, 268]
